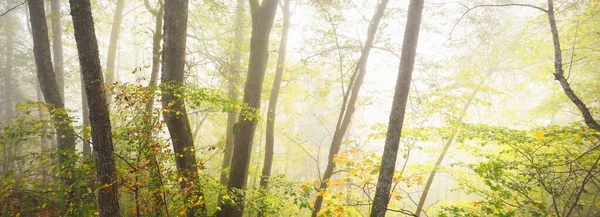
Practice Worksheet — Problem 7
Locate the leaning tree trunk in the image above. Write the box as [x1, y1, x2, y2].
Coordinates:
[27, 0, 78, 211]
[50, 0, 65, 99]
[220, 0, 245, 188]
[218, 0, 279, 216]
[415, 70, 493, 216]
[311, 1, 389, 215]
[545, 0, 600, 133]
[68, 0, 121, 215]
[370, 1, 424, 216]
[105, 0, 125, 105]
[260, 0, 291, 192]
[160, 0, 206, 216]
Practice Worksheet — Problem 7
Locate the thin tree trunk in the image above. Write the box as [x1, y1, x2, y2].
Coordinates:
[27, 0, 78, 212]
[218, 0, 279, 216]
[160, 0, 206, 216]
[105, 0, 125, 105]
[545, 0, 600, 133]
[312, 1, 389, 215]
[370, 1, 424, 216]
[50, 0, 65, 99]
[143, 1, 168, 216]
[415, 71, 493, 216]
[220, 0, 245, 188]
[68, 0, 121, 215]
[4, 12, 14, 120]
[259, 0, 291, 191]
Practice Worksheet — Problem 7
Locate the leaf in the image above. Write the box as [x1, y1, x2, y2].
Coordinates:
[534, 131, 545, 139]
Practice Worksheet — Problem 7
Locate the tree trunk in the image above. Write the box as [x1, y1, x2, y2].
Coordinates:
[220, 0, 245, 188]
[68, 0, 121, 215]
[50, 0, 65, 99]
[415, 70, 493, 216]
[311, 1, 389, 215]
[81, 74, 91, 156]
[28, 0, 78, 212]
[3, 13, 14, 120]
[160, 0, 206, 216]
[143, 1, 169, 216]
[545, 0, 600, 133]
[105, 0, 125, 105]
[370, 1, 423, 216]
[219, 0, 279, 216]
[259, 0, 291, 191]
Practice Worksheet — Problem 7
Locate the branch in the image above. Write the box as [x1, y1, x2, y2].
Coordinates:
[546, 0, 600, 132]
[449, 3, 547, 38]
[0, 0, 27, 18]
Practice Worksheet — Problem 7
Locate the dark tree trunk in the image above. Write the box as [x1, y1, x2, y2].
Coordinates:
[50, 0, 65, 99]
[68, 0, 121, 215]
[160, 0, 206, 216]
[370, 1, 423, 216]
[81, 75, 91, 156]
[105, 0, 125, 104]
[312, 1, 389, 215]
[219, 0, 279, 216]
[545, 0, 600, 133]
[259, 0, 291, 190]
[27, 0, 78, 211]
[220, 0, 245, 188]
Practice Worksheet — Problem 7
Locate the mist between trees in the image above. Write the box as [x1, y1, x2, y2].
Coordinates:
[0, 0, 599, 216]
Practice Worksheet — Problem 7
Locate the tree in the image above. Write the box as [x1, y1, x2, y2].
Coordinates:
[370, 0, 424, 216]
[160, 0, 206, 216]
[219, 0, 279, 215]
[105, 0, 125, 104]
[27, 0, 78, 208]
[50, 0, 65, 99]
[68, 0, 121, 215]
[260, 0, 291, 190]
[312, 0, 389, 215]
[220, 0, 245, 187]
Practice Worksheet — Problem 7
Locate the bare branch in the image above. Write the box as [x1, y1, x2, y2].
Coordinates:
[0, 0, 27, 18]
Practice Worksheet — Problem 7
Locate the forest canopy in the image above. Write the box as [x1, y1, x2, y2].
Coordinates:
[0, 0, 599, 216]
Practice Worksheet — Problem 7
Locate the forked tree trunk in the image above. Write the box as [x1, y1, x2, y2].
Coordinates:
[312, 1, 389, 215]
[259, 0, 291, 191]
[220, 0, 245, 188]
[160, 0, 206, 216]
[105, 0, 125, 105]
[50, 0, 65, 99]
[68, 0, 121, 215]
[27, 0, 78, 211]
[218, 0, 279, 216]
[370, 0, 423, 216]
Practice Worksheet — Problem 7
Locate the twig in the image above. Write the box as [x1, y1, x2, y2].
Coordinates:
[0, 0, 27, 18]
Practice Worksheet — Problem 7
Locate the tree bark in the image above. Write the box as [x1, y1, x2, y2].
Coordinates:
[105, 0, 125, 105]
[143, 1, 169, 215]
[160, 0, 206, 216]
[50, 0, 65, 99]
[545, 0, 600, 133]
[28, 0, 78, 211]
[260, 0, 291, 190]
[370, 1, 423, 216]
[218, 0, 279, 216]
[68, 0, 121, 215]
[220, 0, 245, 188]
[81, 74, 91, 156]
[311, 1, 389, 215]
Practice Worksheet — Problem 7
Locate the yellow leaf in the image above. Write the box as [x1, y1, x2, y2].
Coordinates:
[534, 131, 545, 139]
[393, 194, 402, 200]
